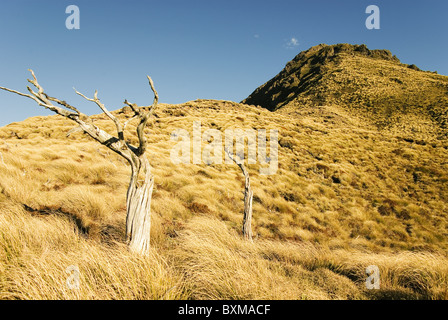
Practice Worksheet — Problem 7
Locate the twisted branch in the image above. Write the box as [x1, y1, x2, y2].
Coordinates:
[75, 89, 125, 140]
[126, 75, 159, 156]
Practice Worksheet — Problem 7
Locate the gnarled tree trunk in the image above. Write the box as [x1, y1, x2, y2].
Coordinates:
[241, 165, 253, 241]
[126, 156, 154, 254]
[225, 148, 254, 241]
[0, 70, 159, 255]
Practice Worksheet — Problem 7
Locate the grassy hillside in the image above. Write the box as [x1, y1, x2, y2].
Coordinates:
[0, 98, 447, 299]
[243, 43, 448, 140]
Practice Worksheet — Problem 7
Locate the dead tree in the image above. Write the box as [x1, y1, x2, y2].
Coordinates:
[0, 70, 158, 255]
[225, 148, 253, 241]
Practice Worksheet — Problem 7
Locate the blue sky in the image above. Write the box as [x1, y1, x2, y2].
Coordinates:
[0, 0, 447, 126]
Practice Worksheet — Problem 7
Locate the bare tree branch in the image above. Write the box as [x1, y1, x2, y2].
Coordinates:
[225, 147, 245, 171]
[0, 70, 133, 162]
[75, 89, 125, 141]
[0, 85, 56, 112]
[27, 69, 44, 95]
[44, 93, 80, 114]
[147, 75, 159, 108]
[26, 70, 77, 115]
[124, 100, 141, 115]
[128, 75, 159, 157]
[66, 126, 83, 137]
[123, 115, 139, 130]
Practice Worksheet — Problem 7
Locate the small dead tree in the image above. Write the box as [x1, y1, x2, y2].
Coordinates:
[0, 70, 158, 255]
[225, 148, 253, 241]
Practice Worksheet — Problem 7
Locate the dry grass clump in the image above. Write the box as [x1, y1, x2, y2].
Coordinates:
[333, 251, 448, 300]
[0, 207, 187, 300]
[171, 217, 448, 300]
[171, 217, 362, 300]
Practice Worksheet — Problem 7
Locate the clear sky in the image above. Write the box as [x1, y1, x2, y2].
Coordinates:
[0, 0, 447, 127]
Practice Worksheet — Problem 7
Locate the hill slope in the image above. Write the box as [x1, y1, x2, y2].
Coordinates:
[242, 43, 448, 139]
[0, 98, 447, 299]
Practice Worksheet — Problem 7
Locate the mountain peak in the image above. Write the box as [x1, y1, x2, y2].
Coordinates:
[242, 43, 448, 138]
[242, 43, 403, 112]
[291, 43, 400, 63]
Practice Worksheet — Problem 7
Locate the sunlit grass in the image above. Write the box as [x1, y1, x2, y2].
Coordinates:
[0, 97, 447, 299]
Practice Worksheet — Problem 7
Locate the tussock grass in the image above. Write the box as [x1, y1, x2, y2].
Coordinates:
[0, 207, 187, 300]
[173, 217, 448, 300]
[171, 217, 362, 300]
[0, 97, 447, 299]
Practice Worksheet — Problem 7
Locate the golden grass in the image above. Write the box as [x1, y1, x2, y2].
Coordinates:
[0, 206, 186, 300]
[0, 98, 447, 299]
[1, 206, 447, 300]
